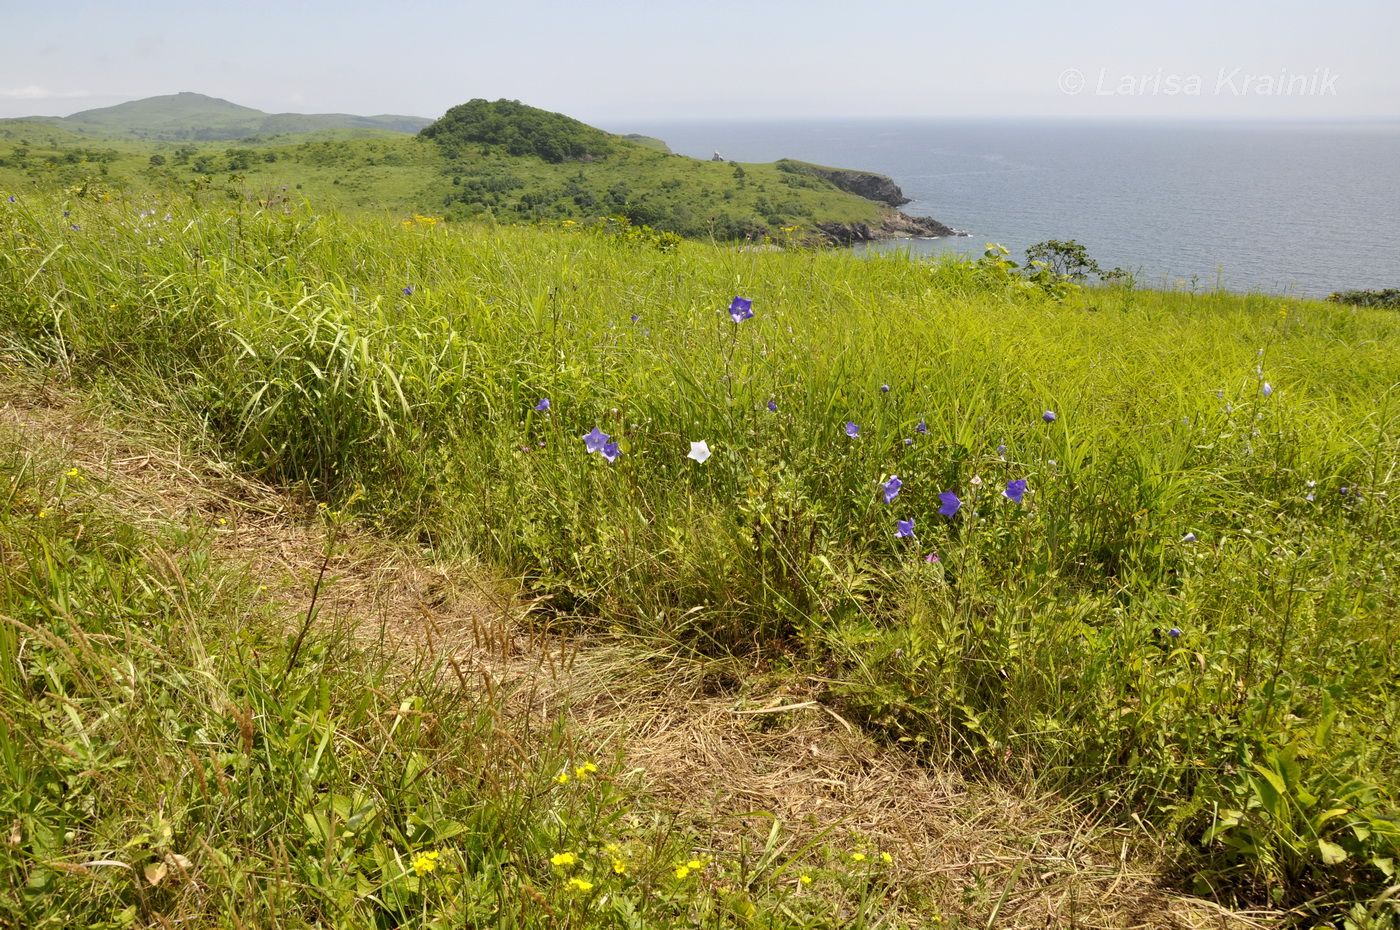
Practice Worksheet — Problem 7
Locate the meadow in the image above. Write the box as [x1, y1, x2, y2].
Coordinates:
[1, 189, 1398, 925]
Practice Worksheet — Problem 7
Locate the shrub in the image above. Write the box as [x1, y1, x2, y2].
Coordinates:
[1327, 288, 1400, 309]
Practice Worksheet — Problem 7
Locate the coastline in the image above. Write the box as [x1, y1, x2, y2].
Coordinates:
[816, 206, 965, 245]
[777, 161, 964, 244]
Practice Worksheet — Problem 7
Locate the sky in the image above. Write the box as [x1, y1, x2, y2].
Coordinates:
[4, 0, 1398, 125]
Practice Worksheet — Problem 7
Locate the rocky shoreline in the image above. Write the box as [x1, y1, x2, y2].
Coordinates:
[775, 160, 964, 244]
[816, 207, 963, 245]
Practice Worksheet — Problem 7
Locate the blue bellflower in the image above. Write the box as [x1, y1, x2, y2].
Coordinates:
[583, 427, 610, 454]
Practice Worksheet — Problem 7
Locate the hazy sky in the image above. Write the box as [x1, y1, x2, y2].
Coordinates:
[4, 0, 1397, 124]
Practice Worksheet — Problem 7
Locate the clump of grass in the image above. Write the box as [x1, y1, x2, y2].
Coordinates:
[2, 191, 1398, 919]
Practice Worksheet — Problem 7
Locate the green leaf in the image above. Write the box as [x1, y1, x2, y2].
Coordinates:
[1312, 807, 1351, 831]
[1317, 839, 1348, 865]
[1251, 764, 1287, 819]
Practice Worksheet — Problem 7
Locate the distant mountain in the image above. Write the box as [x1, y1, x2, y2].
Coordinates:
[34, 92, 431, 140]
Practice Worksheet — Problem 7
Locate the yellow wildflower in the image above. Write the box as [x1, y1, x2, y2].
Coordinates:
[574, 761, 598, 778]
[37, 508, 48, 519]
[66, 467, 80, 478]
[411, 850, 439, 876]
[850, 852, 866, 862]
[799, 873, 812, 885]
[554, 772, 570, 785]
[612, 858, 627, 875]
[567, 877, 593, 893]
[550, 852, 577, 867]
[881, 851, 893, 864]
[673, 857, 704, 879]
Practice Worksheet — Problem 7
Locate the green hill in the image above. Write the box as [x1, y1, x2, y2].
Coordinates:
[0, 97, 951, 242]
[421, 98, 617, 162]
[21, 91, 431, 140]
[621, 133, 672, 153]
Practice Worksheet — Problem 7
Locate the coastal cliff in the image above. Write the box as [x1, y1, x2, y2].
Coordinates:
[777, 160, 912, 206]
[775, 159, 961, 242]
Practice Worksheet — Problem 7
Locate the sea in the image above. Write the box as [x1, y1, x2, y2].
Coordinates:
[612, 119, 1400, 297]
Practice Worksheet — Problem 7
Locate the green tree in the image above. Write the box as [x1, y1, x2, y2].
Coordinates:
[1024, 239, 1102, 281]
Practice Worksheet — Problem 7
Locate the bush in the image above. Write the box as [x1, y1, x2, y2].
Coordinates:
[1327, 288, 1400, 309]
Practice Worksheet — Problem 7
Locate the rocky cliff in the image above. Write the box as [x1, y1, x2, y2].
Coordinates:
[776, 160, 911, 207]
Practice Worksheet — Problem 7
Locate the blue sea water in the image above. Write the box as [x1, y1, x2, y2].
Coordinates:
[613, 119, 1400, 297]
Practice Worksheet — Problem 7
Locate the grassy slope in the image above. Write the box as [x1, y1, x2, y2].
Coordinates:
[0, 120, 885, 238]
[2, 383, 1232, 930]
[2, 192, 1398, 921]
[0, 388, 927, 929]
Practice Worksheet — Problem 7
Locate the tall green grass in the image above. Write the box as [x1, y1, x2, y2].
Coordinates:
[3, 191, 1398, 917]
